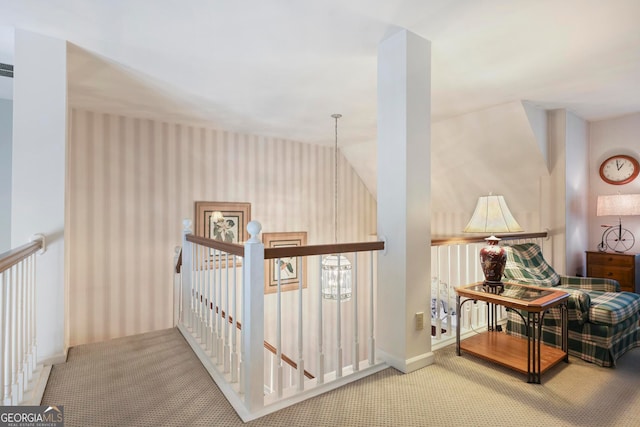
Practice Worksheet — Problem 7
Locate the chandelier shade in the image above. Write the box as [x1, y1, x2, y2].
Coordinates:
[321, 254, 352, 300]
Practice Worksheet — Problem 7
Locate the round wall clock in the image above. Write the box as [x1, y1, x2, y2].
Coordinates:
[599, 154, 640, 185]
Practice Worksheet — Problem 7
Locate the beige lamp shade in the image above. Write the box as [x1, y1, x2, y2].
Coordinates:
[596, 194, 640, 216]
[464, 195, 523, 233]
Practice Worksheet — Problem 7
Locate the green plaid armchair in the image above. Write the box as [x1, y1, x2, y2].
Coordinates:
[502, 243, 640, 367]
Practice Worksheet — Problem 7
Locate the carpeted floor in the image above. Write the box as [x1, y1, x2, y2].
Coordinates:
[42, 327, 640, 427]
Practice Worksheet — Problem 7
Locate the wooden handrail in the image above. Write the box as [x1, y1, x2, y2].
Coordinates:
[212, 304, 315, 380]
[180, 236, 384, 261]
[178, 233, 544, 267]
[431, 231, 547, 247]
[186, 234, 245, 257]
[264, 241, 385, 259]
[0, 240, 43, 275]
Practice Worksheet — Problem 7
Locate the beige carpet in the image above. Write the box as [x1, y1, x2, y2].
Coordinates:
[42, 328, 640, 427]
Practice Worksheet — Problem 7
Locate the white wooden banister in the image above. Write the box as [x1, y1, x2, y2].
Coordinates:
[175, 219, 385, 421]
[1, 234, 47, 406]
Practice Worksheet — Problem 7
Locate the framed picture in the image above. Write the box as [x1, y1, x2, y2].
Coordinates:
[195, 201, 251, 268]
[195, 201, 251, 244]
[263, 232, 308, 294]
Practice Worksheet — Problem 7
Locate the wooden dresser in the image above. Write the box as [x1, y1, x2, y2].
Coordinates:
[586, 251, 640, 293]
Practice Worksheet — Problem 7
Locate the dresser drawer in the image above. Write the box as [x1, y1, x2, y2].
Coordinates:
[586, 251, 640, 293]
[587, 252, 634, 268]
[587, 265, 633, 289]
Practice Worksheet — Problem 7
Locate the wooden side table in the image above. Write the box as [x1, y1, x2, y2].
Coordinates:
[586, 251, 640, 293]
[455, 282, 568, 384]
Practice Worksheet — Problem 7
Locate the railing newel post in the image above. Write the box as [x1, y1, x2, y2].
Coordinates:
[242, 221, 264, 413]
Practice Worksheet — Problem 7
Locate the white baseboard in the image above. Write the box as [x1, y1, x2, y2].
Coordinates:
[20, 365, 52, 406]
[377, 349, 435, 373]
[40, 350, 68, 366]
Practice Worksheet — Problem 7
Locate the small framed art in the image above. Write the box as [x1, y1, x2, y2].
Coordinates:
[194, 201, 251, 244]
[263, 232, 308, 294]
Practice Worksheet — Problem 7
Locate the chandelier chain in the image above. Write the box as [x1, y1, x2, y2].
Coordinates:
[332, 114, 342, 245]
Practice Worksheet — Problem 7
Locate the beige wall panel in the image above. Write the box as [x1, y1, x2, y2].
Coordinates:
[68, 108, 376, 346]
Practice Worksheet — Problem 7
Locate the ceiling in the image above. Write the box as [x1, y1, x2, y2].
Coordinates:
[1, 0, 640, 148]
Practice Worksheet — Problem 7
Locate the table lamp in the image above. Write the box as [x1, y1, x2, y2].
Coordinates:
[464, 194, 523, 286]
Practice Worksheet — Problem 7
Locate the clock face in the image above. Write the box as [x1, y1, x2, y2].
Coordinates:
[599, 155, 640, 185]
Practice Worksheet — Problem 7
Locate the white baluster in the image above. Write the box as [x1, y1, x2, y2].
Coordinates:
[11, 265, 18, 404]
[352, 253, 359, 372]
[446, 246, 452, 337]
[2, 267, 11, 405]
[239, 261, 245, 393]
[191, 243, 196, 332]
[1, 271, 6, 404]
[368, 251, 375, 365]
[297, 256, 304, 391]
[16, 262, 24, 404]
[198, 245, 204, 341]
[217, 250, 223, 364]
[203, 246, 210, 354]
[336, 254, 342, 378]
[231, 255, 238, 383]
[29, 254, 36, 378]
[276, 258, 283, 398]
[224, 253, 230, 373]
[195, 244, 201, 340]
[211, 249, 217, 359]
[317, 256, 325, 384]
[216, 250, 224, 365]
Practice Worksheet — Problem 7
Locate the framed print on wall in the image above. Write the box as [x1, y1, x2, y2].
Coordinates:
[194, 201, 251, 244]
[194, 201, 251, 268]
[263, 232, 308, 294]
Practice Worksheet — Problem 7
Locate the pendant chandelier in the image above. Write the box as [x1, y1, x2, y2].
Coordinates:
[321, 114, 352, 301]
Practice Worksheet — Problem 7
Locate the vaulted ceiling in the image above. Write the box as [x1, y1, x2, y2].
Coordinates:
[1, 0, 639, 149]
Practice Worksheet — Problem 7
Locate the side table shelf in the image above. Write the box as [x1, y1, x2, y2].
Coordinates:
[460, 331, 567, 375]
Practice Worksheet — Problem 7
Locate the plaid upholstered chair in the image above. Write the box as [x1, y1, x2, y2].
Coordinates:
[502, 243, 640, 367]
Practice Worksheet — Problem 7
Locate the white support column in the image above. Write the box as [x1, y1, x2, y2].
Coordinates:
[242, 221, 264, 413]
[377, 29, 433, 373]
[12, 30, 67, 364]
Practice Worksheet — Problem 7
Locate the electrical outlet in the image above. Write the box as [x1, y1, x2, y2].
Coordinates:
[415, 312, 424, 330]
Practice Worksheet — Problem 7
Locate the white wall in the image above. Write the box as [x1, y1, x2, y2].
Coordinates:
[67, 109, 377, 347]
[0, 99, 11, 252]
[565, 112, 589, 276]
[12, 30, 67, 363]
[589, 113, 640, 254]
[431, 101, 548, 236]
[544, 110, 566, 273]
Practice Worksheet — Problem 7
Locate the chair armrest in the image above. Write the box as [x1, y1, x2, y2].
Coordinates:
[552, 288, 591, 325]
[560, 276, 621, 292]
